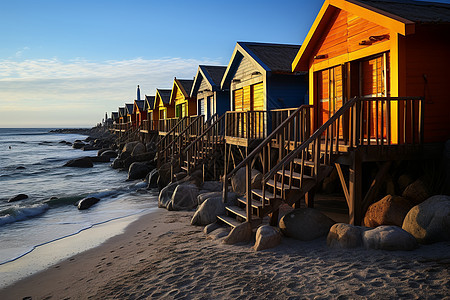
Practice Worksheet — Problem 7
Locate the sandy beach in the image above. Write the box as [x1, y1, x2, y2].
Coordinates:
[1, 208, 449, 299]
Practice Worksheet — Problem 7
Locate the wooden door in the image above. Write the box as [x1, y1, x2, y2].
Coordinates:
[198, 98, 205, 117]
[317, 66, 344, 130]
[234, 88, 243, 111]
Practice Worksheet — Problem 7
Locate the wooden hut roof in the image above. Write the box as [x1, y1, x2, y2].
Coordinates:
[118, 107, 126, 117]
[125, 103, 134, 115]
[292, 0, 450, 72]
[111, 112, 119, 119]
[155, 89, 172, 108]
[221, 42, 302, 88]
[170, 78, 194, 104]
[134, 100, 145, 113]
[190, 65, 227, 97]
[144, 95, 155, 111]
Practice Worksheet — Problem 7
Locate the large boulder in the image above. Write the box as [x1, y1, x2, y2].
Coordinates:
[363, 195, 414, 228]
[204, 222, 221, 234]
[223, 222, 253, 245]
[253, 225, 282, 251]
[77, 197, 100, 210]
[168, 183, 199, 211]
[191, 196, 225, 226]
[146, 168, 159, 189]
[72, 141, 85, 149]
[158, 182, 178, 209]
[100, 150, 117, 159]
[198, 192, 222, 205]
[123, 152, 156, 170]
[231, 168, 263, 195]
[157, 162, 173, 190]
[402, 179, 430, 205]
[363, 225, 418, 251]
[279, 208, 335, 241]
[111, 157, 124, 169]
[64, 157, 93, 168]
[128, 162, 153, 180]
[8, 194, 28, 203]
[122, 141, 139, 154]
[201, 181, 223, 193]
[131, 142, 146, 156]
[87, 156, 110, 163]
[327, 223, 367, 249]
[402, 195, 450, 244]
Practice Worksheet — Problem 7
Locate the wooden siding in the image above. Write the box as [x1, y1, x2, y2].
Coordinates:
[199, 76, 210, 92]
[313, 9, 390, 65]
[234, 88, 243, 111]
[253, 82, 264, 110]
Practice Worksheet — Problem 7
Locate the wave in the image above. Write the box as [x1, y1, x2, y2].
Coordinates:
[0, 204, 49, 226]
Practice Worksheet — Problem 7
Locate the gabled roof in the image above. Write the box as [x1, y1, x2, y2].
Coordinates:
[190, 65, 227, 97]
[292, 0, 450, 72]
[133, 100, 145, 113]
[125, 103, 134, 115]
[111, 112, 119, 119]
[170, 78, 194, 104]
[154, 89, 172, 109]
[221, 42, 301, 88]
[144, 95, 155, 111]
[118, 107, 126, 117]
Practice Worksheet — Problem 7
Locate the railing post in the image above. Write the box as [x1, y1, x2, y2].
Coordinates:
[246, 161, 252, 223]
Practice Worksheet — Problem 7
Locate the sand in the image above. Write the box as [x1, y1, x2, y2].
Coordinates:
[1, 208, 449, 299]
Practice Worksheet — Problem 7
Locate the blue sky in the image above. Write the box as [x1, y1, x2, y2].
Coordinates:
[1, 0, 449, 127]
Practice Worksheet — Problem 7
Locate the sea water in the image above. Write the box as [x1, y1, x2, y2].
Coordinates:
[0, 128, 158, 286]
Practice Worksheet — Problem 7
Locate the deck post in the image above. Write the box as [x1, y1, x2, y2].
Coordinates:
[246, 162, 252, 223]
[349, 149, 362, 225]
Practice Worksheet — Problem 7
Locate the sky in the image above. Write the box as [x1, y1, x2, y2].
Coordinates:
[1, 0, 449, 127]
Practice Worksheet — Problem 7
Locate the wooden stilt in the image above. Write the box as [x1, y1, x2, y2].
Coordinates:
[335, 163, 350, 207]
[304, 188, 316, 208]
[349, 150, 362, 225]
[361, 161, 392, 215]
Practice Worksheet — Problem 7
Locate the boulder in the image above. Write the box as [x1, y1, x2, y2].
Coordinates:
[8, 194, 28, 203]
[158, 181, 178, 209]
[131, 142, 146, 156]
[128, 162, 153, 180]
[201, 181, 223, 193]
[64, 157, 93, 168]
[97, 148, 109, 156]
[173, 172, 187, 182]
[208, 227, 230, 240]
[77, 197, 100, 210]
[191, 196, 225, 226]
[123, 152, 156, 170]
[204, 222, 221, 234]
[402, 195, 450, 244]
[402, 179, 430, 205]
[111, 157, 124, 169]
[397, 173, 415, 193]
[72, 141, 85, 149]
[87, 156, 110, 163]
[223, 222, 253, 245]
[122, 141, 139, 154]
[168, 183, 199, 211]
[198, 192, 222, 205]
[253, 225, 282, 251]
[100, 150, 117, 159]
[363, 195, 414, 228]
[16, 166, 26, 170]
[279, 208, 335, 241]
[363, 225, 418, 251]
[146, 168, 159, 189]
[327, 223, 367, 249]
[82, 145, 100, 151]
[231, 168, 263, 195]
[157, 162, 173, 190]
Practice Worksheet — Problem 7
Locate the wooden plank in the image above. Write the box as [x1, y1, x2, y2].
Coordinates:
[349, 150, 362, 225]
[225, 205, 247, 219]
[217, 215, 241, 228]
[335, 163, 350, 207]
[361, 161, 392, 215]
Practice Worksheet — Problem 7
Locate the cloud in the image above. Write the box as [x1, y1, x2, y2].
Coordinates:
[14, 47, 30, 58]
[0, 56, 223, 127]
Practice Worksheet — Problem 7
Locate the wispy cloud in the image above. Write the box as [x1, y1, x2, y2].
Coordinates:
[0, 57, 222, 127]
[14, 47, 30, 58]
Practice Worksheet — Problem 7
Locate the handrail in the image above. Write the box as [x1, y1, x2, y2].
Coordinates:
[184, 114, 224, 153]
[165, 115, 204, 150]
[224, 105, 313, 180]
[156, 117, 187, 147]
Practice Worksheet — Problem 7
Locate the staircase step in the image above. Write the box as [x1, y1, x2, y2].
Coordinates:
[266, 179, 300, 191]
[216, 215, 241, 228]
[237, 196, 267, 209]
[251, 189, 279, 201]
[180, 165, 188, 171]
[225, 205, 247, 219]
[276, 170, 314, 181]
[293, 158, 315, 167]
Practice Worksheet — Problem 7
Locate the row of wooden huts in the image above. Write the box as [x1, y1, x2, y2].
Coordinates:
[109, 0, 450, 227]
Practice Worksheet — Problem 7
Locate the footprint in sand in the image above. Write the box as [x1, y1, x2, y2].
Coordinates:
[106, 262, 112, 266]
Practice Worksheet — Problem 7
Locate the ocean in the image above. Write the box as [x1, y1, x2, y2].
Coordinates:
[0, 128, 158, 287]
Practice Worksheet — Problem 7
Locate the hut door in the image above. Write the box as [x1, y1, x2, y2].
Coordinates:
[233, 89, 243, 111]
[198, 98, 205, 116]
[317, 65, 344, 134]
[207, 96, 214, 118]
[360, 53, 388, 139]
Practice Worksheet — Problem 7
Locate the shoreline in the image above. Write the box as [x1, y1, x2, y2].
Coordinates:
[1, 207, 449, 299]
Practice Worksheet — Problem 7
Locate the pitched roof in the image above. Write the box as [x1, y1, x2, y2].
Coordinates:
[176, 79, 194, 96]
[144, 95, 155, 111]
[191, 65, 227, 97]
[134, 100, 145, 112]
[355, 0, 450, 23]
[125, 103, 134, 114]
[118, 107, 126, 117]
[156, 89, 172, 106]
[111, 112, 119, 119]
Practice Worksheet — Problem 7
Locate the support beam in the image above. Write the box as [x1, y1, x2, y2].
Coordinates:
[335, 163, 350, 207]
[361, 161, 392, 215]
[349, 150, 362, 225]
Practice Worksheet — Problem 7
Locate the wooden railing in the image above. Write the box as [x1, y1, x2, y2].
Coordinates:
[184, 114, 225, 175]
[141, 119, 158, 132]
[112, 122, 132, 132]
[157, 117, 188, 167]
[222, 105, 313, 206]
[225, 111, 268, 140]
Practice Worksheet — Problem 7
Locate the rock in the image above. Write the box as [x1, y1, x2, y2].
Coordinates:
[72, 141, 85, 149]
[168, 183, 199, 211]
[77, 197, 100, 210]
[123, 152, 156, 170]
[207, 227, 230, 240]
[223, 222, 253, 244]
[198, 192, 222, 205]
[363, 195, 414, 228]
[158, 182, 178, 209]
[191, 196, 225, 226]
[204, 222, 221, 234]
[128, 162, 153, 180]
[185, 169, 203, 187]
[131, 142, 146, 156]
[321, 168, 339, 194]
[157, 162, 173, 190]
[231, 168, 263, 195]
[363, 225, 418, 251]
[64, 157, 93, 168]
[82, 145, 100, 151]
[87, 156, 110, 163]
[201, 181, 223, 192]
[397, 173, 415, 193]
[111, 158, 124, 169]
[97, 148, 109, 156]
[402, 195, 450, 244]
[279, 208, 335, 241]
[327, 223, 367, 249]
[254, 225, 282, 251]
[59, 140, 67, 144]
[16, 166, 26, 170]
[402, 179, 430, 205]
[8, 194, 28, 202]
[100, 150, 117, 159]
[147, 169, 159, 189]
[122, 141, 139, 153]
[173, 172, 187, 182]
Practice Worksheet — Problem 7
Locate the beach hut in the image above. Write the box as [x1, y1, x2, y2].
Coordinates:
[220, 41, 309, 148]
[221, 0, 450, 228]
[133, 100, 146, 128]
[169, 78, 196, 119]
[142, 95, 157, 132]
[154, 89, 174, 134]
[190, 65, 229, 120]
[125, 103, 135, 129]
